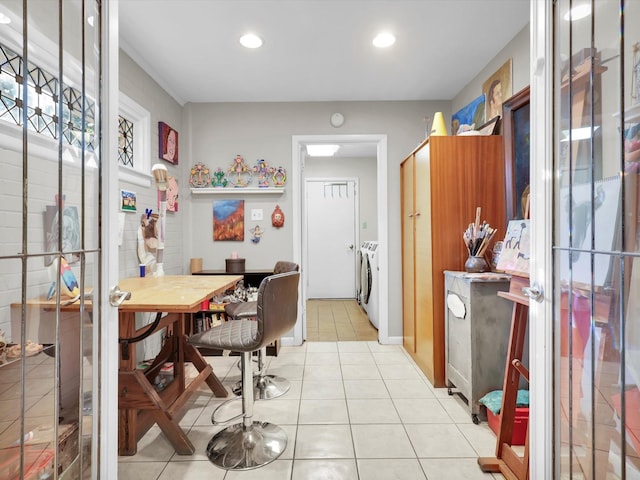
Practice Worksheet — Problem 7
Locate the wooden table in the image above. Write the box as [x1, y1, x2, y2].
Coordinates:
[116, 275, 242, 456]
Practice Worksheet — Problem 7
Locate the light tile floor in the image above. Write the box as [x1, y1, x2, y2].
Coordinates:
[118, 340, 502, 479]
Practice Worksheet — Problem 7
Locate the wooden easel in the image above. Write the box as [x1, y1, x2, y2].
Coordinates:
[478, 275, 530, 480]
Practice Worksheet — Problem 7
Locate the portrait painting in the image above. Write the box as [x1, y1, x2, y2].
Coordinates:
[451, 94, 485, 135]
[158, 121, 179, 165]
[482, 59, 512, 125]
[44, 205, 81, 266]
[213, 199, 245, 241]
[165, 176, 179, 212]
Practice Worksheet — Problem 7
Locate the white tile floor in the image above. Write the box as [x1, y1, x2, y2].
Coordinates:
[118, 341, 502, 479]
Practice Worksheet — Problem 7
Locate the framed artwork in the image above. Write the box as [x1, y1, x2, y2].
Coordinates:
[44, 205, 81, 266]
[165, 176, 179, 212]
[158, 121, 178, 165]
[451, 94, 485, 135]
[482, 58, 512, 124]
[213, 199, 244, 241]
[476, 115, 501, 136]
[120, 189, 137, 212]
[496, 219, 530, 277]
[503, 86, 530, 220]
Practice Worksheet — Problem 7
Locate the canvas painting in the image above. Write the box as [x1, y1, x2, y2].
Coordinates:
[482, 59, 512, 122]
[120, 189, 137, 212]
[159, 121, 179, 165]
[452, 94, 485, 135]
[44, 205, 81, 266]
[559, 176, 621, 288]
[496, 219, 530, 277]
[213, 199, 244, 241]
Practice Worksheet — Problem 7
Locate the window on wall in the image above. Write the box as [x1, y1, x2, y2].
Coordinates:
[118, 115, 134, 167]
[118, 92, 150, 187]
[0, 42, 96, 152]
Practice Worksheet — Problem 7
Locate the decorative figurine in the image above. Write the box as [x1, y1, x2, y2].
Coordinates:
[227, 154, 252, 187]
[189, 162, 211, 188]
[270, 166, 287, 186]
[250, 225, 264, 243]
[212, 167, 228, 187]
[253, 159, 271, 187]
[271, 205, 285, 228]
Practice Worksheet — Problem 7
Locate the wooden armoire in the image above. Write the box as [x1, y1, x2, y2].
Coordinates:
[400, 135, 506, 387]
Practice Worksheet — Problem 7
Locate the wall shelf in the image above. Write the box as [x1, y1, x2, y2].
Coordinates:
[190, 187, 285, 195]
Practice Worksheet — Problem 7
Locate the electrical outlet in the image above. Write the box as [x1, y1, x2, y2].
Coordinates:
[251, 209, 263, 221]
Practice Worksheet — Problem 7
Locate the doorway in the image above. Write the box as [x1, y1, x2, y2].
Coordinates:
[305, 178, 358, 299]
[291, 134, 389, 345]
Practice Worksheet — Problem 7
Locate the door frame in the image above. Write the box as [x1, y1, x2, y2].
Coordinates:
[529, 1, 553, 478]
[291, 134, 389, 345]
[303, 177, 360, 303]
[101, 2, 121, 477]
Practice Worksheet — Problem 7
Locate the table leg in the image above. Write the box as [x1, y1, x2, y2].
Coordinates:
[183, 338, 228, 397]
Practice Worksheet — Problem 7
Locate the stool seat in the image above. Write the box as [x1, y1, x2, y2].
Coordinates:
[225, 301, 257, 319]
[188, 271, 299, 471]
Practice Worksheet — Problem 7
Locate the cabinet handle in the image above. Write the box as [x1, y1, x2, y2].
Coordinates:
[414, 211, 421, 217]
[408, 212, 414, 218]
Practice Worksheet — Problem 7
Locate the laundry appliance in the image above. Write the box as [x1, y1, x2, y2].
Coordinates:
[359, 241, 379, 329]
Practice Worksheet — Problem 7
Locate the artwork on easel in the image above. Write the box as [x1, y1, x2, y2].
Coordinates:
[558, 176, 621, 288]
[496, 219, 530, 277]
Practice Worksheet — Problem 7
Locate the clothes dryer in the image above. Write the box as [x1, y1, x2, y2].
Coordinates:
[365, 242, 380, 329]
[359, 242, 371, 312]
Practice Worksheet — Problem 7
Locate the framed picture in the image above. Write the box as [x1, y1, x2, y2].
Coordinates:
[43, 205, 81, 266]
[452, 94, 485, 135]
[502, 85, 530, 220]
[496, 219, 530, 278]
[482, 59, 512, 125]
[158, 121, 178, 165]
[213, 199, 244, 241]
[120, 189, 137, 212]
[476, 115, 501, 135]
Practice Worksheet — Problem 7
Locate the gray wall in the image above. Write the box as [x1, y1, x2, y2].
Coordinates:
[182, 100, 449, 338]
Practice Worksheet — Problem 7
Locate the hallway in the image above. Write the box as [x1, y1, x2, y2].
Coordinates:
[305, 299, 379, 342]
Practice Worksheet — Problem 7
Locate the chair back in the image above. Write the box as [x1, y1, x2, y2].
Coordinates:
[273, 261, 299, 274]
[256, 271, 300, 347]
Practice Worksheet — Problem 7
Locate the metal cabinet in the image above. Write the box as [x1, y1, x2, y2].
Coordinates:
[444, 271, 514, 423]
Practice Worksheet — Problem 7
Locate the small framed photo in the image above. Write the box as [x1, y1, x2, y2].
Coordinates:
[120, 189, 137, 212]
[476, 115, 501, 136]
[158, 121, 179, 165]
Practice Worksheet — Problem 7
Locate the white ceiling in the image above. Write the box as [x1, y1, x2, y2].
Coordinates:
[119, 0, 530, 106]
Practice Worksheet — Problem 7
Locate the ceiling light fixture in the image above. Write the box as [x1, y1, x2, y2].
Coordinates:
[239, 33, 263, 49]
[563, 4, 591, 21]
[373, 32, 396, 48]
[0, 12, 11, 24]
[306, 144, 340, 157]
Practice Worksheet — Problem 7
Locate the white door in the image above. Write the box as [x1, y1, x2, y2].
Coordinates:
[305, 179, 357, 298]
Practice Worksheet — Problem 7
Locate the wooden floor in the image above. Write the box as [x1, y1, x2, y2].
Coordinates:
[305, 299, 378, 342]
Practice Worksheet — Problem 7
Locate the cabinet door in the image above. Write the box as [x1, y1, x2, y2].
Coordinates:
[400, 156, 416, 353]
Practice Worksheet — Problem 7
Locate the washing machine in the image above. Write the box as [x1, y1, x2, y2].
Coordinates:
[365, 242, 380, 329]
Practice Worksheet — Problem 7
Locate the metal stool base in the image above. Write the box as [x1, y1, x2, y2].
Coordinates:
[232, 374, 291, 400]
[206, 421, 287, 470]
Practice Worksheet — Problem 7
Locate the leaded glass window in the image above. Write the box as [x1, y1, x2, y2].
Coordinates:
[118, 115, 134, 167]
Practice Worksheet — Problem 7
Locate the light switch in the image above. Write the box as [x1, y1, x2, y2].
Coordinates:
[251, 209, 263, 221]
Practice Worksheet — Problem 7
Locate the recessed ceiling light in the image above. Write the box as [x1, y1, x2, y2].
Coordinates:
[373, 32, 395, 48]
[239, 33, 263, 49]
[306, 144, 340, 157]
[0, 13, 11, 24]
[564, 4, 591, 21]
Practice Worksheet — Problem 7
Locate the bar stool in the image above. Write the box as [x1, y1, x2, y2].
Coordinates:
[225, 261, 299, 399]
[188, 271, 299, 470]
